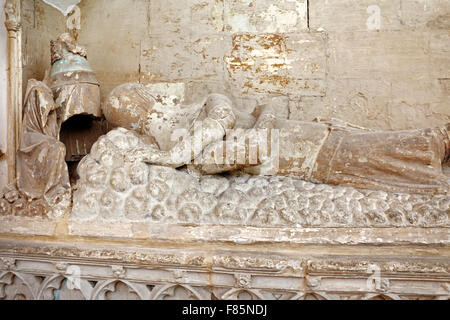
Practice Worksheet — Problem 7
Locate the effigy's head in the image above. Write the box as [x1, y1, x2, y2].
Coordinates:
[103, 83, 156, 134]
[103, 83, 256, 135]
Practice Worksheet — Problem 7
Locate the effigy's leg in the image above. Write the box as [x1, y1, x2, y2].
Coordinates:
[312, 126, 449, 194]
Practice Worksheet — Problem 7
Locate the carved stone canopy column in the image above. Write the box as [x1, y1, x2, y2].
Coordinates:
[4, 0, 22, 184]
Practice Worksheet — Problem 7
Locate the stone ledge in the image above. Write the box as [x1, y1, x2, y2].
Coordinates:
[68, 222, 449, 246]
[1, 213, 447, 246]
[0, 239, 449, 300]
[0, 239, 449, 274]
[0, 216, 57, 236]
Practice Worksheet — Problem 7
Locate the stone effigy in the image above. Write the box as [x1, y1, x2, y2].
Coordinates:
[102, 83, 450, 195]
[70, 82, 450, 227]
[71, 126, 450, 228]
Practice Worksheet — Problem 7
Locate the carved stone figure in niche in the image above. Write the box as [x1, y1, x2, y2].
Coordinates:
[16, 79, 70, 209]
[0, 33, 101, 217]
[103, 83, 449, 195]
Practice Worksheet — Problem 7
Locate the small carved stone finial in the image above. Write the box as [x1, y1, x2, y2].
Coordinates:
[1, 257, 16, 270]
[4, 1, 15, 19]
[305, 275, 321, 290]
[172, 270, 185, 281]
[111, 265, 126, 279]
[66, 5, 81, 31]
[235, 273, 252, 288]
[377, 279, 390, 294]
[4, 0, 21, 32]
[54, 262, 68, 274]
[3, 184, 19, 204]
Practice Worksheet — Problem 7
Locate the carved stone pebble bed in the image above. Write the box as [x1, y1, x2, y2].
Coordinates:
[71, 128, 450, 228]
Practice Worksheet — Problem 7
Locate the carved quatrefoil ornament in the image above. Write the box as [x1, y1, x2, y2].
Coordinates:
[41, 0, 81, 16]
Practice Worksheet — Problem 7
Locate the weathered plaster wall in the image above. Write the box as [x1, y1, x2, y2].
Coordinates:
[20, 0, 450, 130]
[21, 0, 65, 95]
[307, 0, 450, 130]
[0, 0, 8, 191]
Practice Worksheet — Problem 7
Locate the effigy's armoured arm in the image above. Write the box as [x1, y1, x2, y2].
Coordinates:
[127, 119, 229, 167]
[126, 94, 237, 168]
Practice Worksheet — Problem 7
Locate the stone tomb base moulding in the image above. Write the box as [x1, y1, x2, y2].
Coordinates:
[0, 0, 449, 300]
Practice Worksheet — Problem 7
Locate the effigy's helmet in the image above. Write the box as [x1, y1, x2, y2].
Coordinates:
[50, 33, 101, 123]
[102, 83, 156, 134]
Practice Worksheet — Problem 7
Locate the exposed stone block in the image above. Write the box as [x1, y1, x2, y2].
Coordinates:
[1, 242, 450, 300]
[79, 0, 148, 42]
[0, 217, 57, 236]
[141, 34, 232, 82]
[309, 0, 403, 32]
[185, 81, 233, 104]
[191, 0, 308, 34]
[148, 0, 190, 35]
[400, 0, 450, 30]
[140, 36, 193, 82]
[220, 0, 307, 33]
[327, 31, 430, 80]
[190, 34, 232, 80]
[190, 0, 227, 34]
[225, 32, 326, 98]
